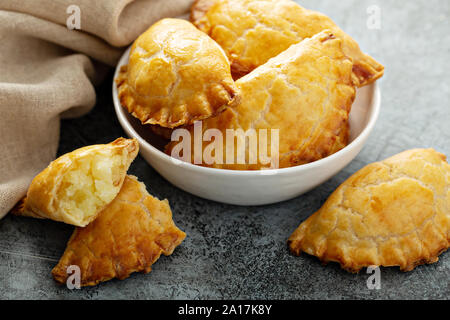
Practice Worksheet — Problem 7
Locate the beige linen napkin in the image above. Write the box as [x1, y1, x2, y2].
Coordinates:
[0, 0, 193, 218]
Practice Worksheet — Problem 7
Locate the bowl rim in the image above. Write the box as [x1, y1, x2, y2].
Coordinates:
[113, 47, 380, 177]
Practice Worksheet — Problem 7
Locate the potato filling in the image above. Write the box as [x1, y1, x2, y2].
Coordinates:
[57, 152, 126, 223]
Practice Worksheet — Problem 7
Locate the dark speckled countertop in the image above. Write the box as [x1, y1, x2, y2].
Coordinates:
[0, 0, 449, 299]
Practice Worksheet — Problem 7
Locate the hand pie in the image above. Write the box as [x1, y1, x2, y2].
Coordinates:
[52, 175, 186, 287]
[12, 138, 139, 227]
[116, 18, 238, 129]
[191, 0, 384, 86]
[166, 31, 355, 170]
[289, 149, 450, 272]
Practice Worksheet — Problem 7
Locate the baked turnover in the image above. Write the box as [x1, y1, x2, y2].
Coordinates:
[116, 18, 238, 128]
[166, 31, 355, 170]
[191, 0, 384, 86]
[13, 138, 139, 227]
[289, 149, 450, 272]
[52, 175, 186, 287]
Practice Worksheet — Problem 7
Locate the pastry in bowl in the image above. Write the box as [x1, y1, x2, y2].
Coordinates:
[116, 18, 238, 129]
[191, 0, 384, 86]
[52, 175, 186, 287]
[12, 138, 139, 227]
[288, 149, 450, 272]
[166, 31, 355, 170]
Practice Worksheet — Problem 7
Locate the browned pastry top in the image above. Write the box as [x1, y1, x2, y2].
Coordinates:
[52, 175, 186, 287]
[116, 18, 238, 129]
[166, 31, 354, 170]
[289, 149, 450, 272]
[191, 0, 384, 86]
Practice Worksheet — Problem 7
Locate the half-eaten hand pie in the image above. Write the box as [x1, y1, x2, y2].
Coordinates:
[166, 31, 355, 170]
[191, 0, 384, 86]
[52, 175, 186, 287]
[288, 149, 450, 272]
[116, 18, 239, 128]
[12, 138, 139, 227]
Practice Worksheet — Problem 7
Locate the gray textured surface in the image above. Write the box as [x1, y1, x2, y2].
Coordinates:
[1, 0, 449, 299]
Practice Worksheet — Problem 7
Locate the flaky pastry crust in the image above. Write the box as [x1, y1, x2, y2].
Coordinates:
[52, 175, 186, 287]
[116, 18, 238, 128]
[191, 0, 384, 86]
[166, 31, 354, 170]
[288, 149, 450, 272]
[12, 138, 139, 227]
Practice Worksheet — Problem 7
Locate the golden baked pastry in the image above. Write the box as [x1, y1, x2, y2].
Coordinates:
[166, 31, 355, 170]
[116, 18, 238, 129]
[52, 175, 186, 287]
[12, 138, 139, 227]
[191, 0, 384, 86]
[289, 149, 450, 272]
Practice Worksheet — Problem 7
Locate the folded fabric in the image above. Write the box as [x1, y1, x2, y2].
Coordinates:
[0, 0, 193, 219]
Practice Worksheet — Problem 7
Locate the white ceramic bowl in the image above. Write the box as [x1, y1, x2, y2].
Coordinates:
[113, 47, 380, 205]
